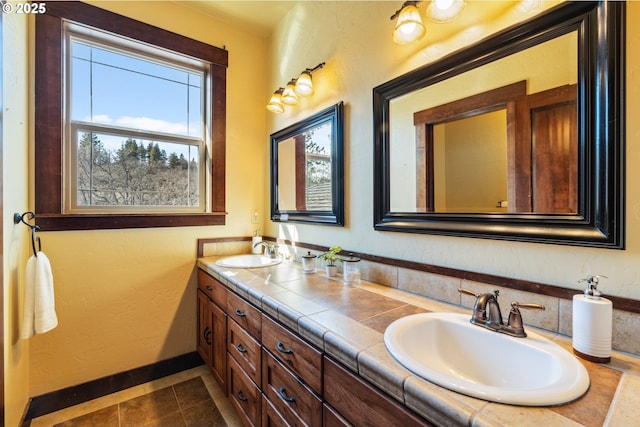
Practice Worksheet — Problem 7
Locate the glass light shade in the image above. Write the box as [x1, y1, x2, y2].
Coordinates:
[427, 0, 465, 23]
[392, 4, 426, 45]
[295, 71, 314, 96]
[281, 80, 299, 105]
[266, 90, 285, 113]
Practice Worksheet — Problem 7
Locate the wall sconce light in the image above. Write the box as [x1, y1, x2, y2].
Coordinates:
[427, 0, 465, 23]
[267, 62, 325, 113]
[267, 88, 285, 113]
[391, 0, 465, 44]
[281, 79, 299, 105]
[391, 1, 426, 45]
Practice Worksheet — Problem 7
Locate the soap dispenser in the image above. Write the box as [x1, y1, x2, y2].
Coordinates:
[572, 275, 612, 363]
[251, 230, 262, 254]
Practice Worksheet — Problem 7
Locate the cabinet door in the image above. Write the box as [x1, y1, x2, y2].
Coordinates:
[197, 290, 212, 365]
[324, 357, 433, 427]
[210, 299, 227, 392]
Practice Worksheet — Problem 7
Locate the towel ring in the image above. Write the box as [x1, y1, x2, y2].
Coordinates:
[14, 211, 42, 257]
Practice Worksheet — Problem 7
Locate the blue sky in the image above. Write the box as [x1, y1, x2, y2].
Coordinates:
[70, 39, 203, 159]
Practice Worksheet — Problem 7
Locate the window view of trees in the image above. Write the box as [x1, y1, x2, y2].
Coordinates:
[77, 132, 199, 207]
[304, 128, 332, 210]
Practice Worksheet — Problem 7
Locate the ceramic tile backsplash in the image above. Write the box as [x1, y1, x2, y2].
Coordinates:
[398, 268, 462, 305]
[361, 260, 398, 288]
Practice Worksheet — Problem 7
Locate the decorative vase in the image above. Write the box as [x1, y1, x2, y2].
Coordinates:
[325, 265, 338, 277]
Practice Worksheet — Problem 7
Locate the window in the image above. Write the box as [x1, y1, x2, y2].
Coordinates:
[35, 2, 227, 230]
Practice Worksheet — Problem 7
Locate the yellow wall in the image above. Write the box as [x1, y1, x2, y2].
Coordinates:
[3, 4, 31, 426]
[3, 2, 639, 424]
[18, 1, 268, 399]
[266, 1, 640, 301]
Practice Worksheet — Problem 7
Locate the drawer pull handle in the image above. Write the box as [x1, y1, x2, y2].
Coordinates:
[236, 390, 248, 402]
[278, 387, 296, 403]
[205, 285, 213, 291]
[236, 343, 248, 354]
[204, 327, 212, 345]
[234, 309, 246, 317]
[276, 341, 293, 354]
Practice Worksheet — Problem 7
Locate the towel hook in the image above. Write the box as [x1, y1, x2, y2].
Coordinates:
[14, 211, 42, 257]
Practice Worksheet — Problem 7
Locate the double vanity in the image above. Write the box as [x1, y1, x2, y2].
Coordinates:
[196, 253, 639, 426]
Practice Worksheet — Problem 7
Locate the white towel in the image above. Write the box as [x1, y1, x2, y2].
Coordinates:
[20, 252, 58, 339]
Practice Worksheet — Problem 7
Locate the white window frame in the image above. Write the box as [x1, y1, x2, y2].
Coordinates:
[62, 21, 212, 214]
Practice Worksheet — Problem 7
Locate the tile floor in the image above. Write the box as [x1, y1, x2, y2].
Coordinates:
[29, 366, 242, 427]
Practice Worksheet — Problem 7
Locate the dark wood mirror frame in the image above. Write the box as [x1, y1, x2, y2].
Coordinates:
[271, 101, 345, 226]
[373, 1, 625, 248]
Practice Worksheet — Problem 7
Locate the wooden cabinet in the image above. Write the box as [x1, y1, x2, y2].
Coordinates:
[228, 317, 262, 386]
[323, 404, 350, 427]
[197, 290, 212, 365]
[209, 300, 227, 389]
[262, 395, 290, 427]
[198, 267, 432, 427]
[197, 271, 227, 392]
[324, 357, 433, 427]
[262, 349, 322, 427]
[262, 315, 322, 395]
[227, 291, 262, 340]
[228, 355, 262, 427]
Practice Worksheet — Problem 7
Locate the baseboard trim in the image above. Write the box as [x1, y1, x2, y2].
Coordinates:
[25, 351, 204, 421]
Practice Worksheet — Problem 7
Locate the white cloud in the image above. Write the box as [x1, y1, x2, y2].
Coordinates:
[86, 114, 189, 135]
[115, 116, 189, 135]
[90, 114, 113, 124]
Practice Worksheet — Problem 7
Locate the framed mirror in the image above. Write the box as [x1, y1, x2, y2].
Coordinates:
[271, 101, 344, 225]
[373, 2, 625, 248]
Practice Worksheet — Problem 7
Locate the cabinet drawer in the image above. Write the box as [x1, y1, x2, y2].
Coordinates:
[262, 315, 322, 395]
[323, 404, 351, 427]
[228, 355, 261, 427]
[262, 349, 322, 427]
[261, 395, 289, 427]
[324, 357, 433, 427]
[198, 269, 227, 307]
[228, 318, 262, 386]
[228, 291, 262, 340]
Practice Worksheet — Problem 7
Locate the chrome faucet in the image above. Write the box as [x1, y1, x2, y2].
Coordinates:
[458, 288, 545, 338]
[253, 241, 279, 258]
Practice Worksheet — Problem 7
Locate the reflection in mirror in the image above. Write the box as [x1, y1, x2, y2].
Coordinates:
[271, 102, 344, 225]
[277, 121, 332, 211]
[374, 2, 625, 248]
[389, 32, 577, 214]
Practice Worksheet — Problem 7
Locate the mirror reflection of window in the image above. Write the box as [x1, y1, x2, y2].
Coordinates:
[304, 124, 332, 210]
[277, 122, 332, 212]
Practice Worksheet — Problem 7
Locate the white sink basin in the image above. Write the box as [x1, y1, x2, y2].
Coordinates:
[215, 254, 282, 268]
[384, 312, 589, 406]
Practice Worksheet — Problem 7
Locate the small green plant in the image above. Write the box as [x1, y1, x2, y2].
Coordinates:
[318, 245, 342, 266]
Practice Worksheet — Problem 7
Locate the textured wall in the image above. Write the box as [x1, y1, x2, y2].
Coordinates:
[265, 1, 640, 300]
[27, 1, 268, 396]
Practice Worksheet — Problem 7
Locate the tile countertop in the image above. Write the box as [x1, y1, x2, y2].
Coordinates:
[197, 256, 640, 427]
